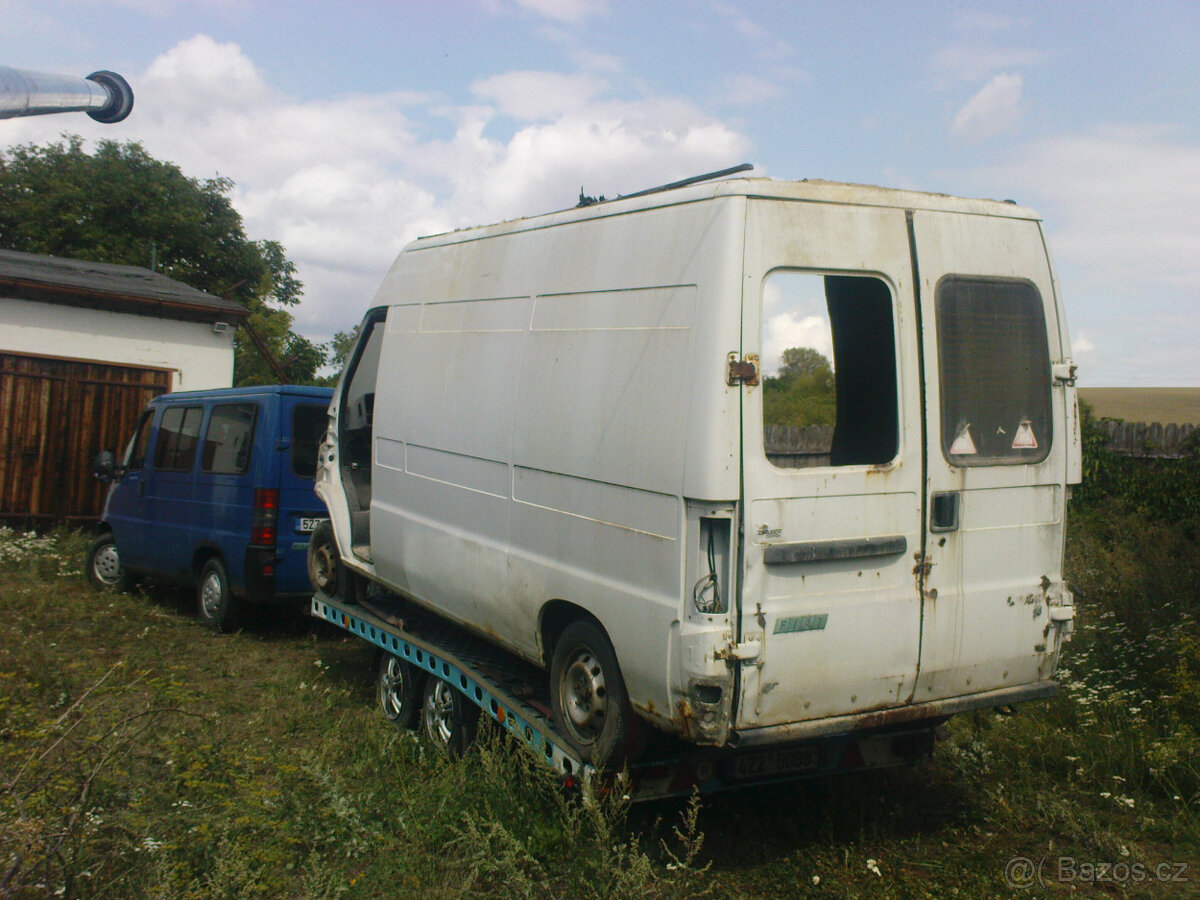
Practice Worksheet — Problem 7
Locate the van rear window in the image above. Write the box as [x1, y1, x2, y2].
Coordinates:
[761, 271, 898, 468]
[153, 406, 203, 471]
[202, 403, 257, 474]
[935, 277, 1052, 466]
[291, 404, 327, 478]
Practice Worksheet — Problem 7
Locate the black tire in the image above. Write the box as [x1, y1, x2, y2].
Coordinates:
[550, 619, 638, 768]
[378, 652, 421, 729]
[420, 676, 479, 759]
[85, 532, 132, 592]
[197, 557, 238, 632]
[307, 520, 341, 598]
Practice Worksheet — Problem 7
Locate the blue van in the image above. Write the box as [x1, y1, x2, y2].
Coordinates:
[88, 385, 333, 630]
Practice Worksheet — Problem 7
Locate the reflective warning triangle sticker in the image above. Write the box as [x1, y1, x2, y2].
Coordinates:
[1012, 419, 1038, 449]
[949, 423, 977, 455]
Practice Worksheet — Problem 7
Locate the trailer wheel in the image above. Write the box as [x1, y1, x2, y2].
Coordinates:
[197, 557, 238, 632]
[421, 676, 479, 758]
[550, 619, 636, 767]
[378, 652, 420, 729]
[85, 532, 133, 592]
[307, 520, 341, 598]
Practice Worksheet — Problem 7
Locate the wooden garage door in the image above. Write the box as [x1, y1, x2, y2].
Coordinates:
[0, 353, 170, 523]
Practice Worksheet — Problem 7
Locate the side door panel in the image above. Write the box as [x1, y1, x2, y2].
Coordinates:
[144, 405, 203, 578]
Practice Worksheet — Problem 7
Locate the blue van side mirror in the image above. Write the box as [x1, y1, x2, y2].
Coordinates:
[92, 450, 118, 483]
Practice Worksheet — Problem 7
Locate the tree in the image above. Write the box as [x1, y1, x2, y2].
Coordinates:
[778, 346, 832, 381]
[0, 135, 323, 384]
[763, 347, 836, 428]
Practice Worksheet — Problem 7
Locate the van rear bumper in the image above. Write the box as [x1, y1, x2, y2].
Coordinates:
[243, 545, 276, 603]
[732, 681, 1058, 747]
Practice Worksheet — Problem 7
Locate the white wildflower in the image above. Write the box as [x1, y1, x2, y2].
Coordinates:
[866, 858, 882, 877]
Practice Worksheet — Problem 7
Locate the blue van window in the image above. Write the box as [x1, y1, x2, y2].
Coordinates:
[202, 403, 258, 474]
[153, 406, 203, 471]
[291, 404, 327, 478]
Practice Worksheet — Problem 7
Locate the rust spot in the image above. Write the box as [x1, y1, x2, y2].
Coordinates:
[674, 698, 695, 741]
[848, 703, 950, 733]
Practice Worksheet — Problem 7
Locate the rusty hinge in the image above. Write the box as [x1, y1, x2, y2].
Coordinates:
[726, 352, 760, 386]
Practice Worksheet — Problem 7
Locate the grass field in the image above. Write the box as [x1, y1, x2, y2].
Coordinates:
[1078, 388, 1200, 425]
[1, 522, 1197, 899]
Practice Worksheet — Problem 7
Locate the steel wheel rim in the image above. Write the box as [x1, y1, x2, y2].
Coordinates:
[200, 571, 223, 618]
[310, 543, 336, 593]
[424, 680, 455, 745]
[380, 658, 406, 718]
[561, 648, 607, 740]
[92, 543, 122, 584]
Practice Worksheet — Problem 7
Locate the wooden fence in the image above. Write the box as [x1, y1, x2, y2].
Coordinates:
[1096, 420, 1196, 459]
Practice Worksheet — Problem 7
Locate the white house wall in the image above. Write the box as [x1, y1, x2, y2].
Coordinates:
[1, 298, 236, 390]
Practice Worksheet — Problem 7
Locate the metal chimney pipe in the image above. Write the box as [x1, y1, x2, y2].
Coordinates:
[0, 67, 134, 122]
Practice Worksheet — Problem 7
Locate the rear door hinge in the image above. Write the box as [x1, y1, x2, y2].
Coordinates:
[727, 352, 760, 386]
[1052, 360, 1077, 386]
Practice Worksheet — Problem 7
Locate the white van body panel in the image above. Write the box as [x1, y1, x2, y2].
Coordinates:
[318, 178, 1077, 746]
[365, 198, 747, 730]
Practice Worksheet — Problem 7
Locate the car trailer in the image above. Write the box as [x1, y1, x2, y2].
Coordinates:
[311, 590, 940, 802]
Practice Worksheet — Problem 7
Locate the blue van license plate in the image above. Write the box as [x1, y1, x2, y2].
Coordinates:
[297, 517, 327, 533]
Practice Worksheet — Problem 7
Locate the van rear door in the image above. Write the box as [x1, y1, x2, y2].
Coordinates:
[736, 199, 924, 731]
[909, 211, 1069, 701]
[276, 392, 332, 594]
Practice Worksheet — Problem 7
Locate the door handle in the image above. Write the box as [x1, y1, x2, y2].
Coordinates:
[930, 491, 959, 532]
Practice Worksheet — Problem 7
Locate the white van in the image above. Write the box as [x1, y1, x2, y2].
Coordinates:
[314, 176, 1079, 765]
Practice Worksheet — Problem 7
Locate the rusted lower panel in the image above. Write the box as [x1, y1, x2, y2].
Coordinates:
[732, 681, 1058, 748]
[0, 353, 169, 522]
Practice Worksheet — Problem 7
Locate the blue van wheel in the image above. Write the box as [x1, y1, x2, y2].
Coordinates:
[85, 532, 134, 592]
[198, 557, 238, 632]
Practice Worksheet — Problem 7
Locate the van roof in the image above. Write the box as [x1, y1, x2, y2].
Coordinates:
[152, 385, 333, 403]
[411, 176, 1041, 248]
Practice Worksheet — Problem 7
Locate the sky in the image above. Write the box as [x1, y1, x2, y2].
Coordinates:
[2, 0, 1198, 386]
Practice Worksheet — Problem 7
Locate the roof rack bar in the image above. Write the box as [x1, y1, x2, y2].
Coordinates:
[620, 163, 754, 200]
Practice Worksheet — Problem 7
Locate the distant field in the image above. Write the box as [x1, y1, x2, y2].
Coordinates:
[1079, 387, 1200, 425]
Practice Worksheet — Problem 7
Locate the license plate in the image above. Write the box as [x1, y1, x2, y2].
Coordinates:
[296, 517, 327, 534]
[732, 746, 818, 780]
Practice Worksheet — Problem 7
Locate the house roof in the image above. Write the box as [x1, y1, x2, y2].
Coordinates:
[0, 248, 248, 322]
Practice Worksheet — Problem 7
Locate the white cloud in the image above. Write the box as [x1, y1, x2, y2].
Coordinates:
[951, 73, 1025, 143]
[514, 0, 607, 24]
[471, 70, 608, 120]
[988, 125, 1200, 290]
[963, 125, 1200, 385]
[933, 46, 1039, 85]
[0, 36, 752, 347]
[715, 73, 783, 106]
[712, 2, 793, 62]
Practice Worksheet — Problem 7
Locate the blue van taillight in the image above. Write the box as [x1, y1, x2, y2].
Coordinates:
[251, 488, 279, 547]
